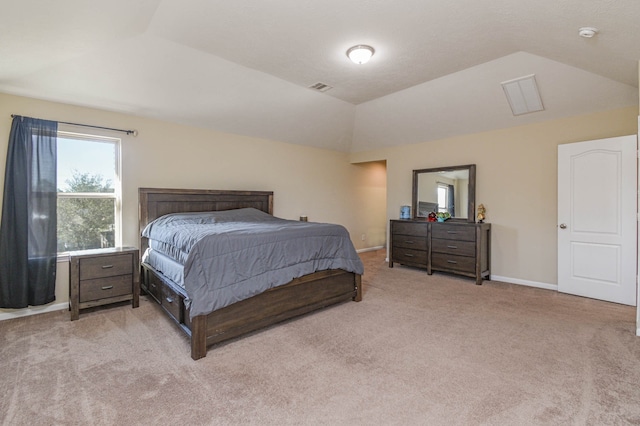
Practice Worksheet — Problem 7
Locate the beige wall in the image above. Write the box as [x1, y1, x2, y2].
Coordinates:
[350, 160, 387, 248]
[637, 62, 640, 336]
[351, 106, 639, 286]
[0, 92, 387, 317]
[1, 92, 636, 317]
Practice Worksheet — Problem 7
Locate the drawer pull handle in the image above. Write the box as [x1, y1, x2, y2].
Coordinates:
[447, 245, 458, 249]
[447, 260, 458, 264]
[405, 240, 414, 244]
[447, 231, 458, 234]
[101, 285, 114, 290]
[150, 283, 157, 288]
[404, 253, 414, 257]
[101, 265, 114, 269]
[166, 297, 174, 303]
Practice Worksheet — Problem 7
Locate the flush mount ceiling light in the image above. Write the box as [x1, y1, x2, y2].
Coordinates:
[346, 45, 375, 64]
[578, 27, 599, 38]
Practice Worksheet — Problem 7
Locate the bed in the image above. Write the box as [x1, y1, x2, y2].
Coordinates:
[138, 188, 363, 360]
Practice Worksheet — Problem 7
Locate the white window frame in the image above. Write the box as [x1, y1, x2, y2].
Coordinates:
[56, 130, 122, 254]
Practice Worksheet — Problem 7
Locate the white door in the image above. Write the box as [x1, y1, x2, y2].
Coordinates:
[558, 135, 637, 306]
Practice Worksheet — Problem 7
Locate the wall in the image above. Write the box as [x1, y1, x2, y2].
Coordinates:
[637, 62, 640, 337]
[0, 92, 386, 318]
[351, 106, 639, 287]
[349, 160, 387, 249]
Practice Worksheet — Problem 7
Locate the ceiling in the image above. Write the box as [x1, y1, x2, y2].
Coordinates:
[1, 0, 639, 152]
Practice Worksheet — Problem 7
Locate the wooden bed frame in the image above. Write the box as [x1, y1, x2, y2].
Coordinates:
[138, 188, 362, 360]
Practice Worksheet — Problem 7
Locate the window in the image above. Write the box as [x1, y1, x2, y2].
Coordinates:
[56, 132, 121, 253]
[437, 183, 449, 213]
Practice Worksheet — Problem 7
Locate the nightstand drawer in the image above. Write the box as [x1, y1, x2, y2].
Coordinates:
[79, 275, 132, 303]
[80, 254, 132, 280]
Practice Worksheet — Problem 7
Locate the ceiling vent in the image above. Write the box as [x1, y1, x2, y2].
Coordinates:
[501, 74, 544, 116]
[308, 82, 333, 92]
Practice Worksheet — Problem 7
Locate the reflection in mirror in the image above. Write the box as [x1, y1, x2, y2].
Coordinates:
[412, 164, 476, 222]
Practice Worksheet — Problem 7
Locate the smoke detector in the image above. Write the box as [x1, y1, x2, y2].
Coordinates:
[578, 27, 598, 38]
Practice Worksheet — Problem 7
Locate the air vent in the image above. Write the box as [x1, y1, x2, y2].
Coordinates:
[501, 74, 544, 116]
[308, 82, 333, 92]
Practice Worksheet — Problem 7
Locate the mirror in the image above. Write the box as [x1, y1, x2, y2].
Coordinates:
[412, 164, 476, 222]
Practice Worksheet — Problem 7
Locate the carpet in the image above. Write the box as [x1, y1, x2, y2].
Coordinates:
[1, 250, 639, 425]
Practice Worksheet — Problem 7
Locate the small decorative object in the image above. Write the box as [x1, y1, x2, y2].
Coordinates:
[436, 212, 451, 222]
[477, 204, 486, 223]
[428, 212, 437, 222]
[400, 205, 411, 219]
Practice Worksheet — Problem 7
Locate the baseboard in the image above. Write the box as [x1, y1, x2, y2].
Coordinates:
[491, 275, 558, 291]
[0, 302, 68, 322]
[637, 327, 640, 337]
[357, 246, 385, 254]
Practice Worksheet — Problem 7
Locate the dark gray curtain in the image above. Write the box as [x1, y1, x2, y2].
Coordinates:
[0, 116, 58, 308]
[447, 184, 455, 217]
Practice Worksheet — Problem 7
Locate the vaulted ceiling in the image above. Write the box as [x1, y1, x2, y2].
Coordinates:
[1, 0, 638, 152]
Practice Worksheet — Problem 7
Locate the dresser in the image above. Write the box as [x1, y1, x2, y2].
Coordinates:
[390, 220, 491, 284]
[69, 247, 140, 320]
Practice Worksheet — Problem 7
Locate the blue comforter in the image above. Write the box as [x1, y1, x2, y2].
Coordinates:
[142, 208, 364, 318]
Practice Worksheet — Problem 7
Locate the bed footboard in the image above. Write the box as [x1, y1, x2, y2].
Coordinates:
[142, 264, 361, 360]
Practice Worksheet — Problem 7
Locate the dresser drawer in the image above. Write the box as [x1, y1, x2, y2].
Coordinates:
[79, 275, 132, 303]
[431, 225, 476, 242]
[392, 247, 428, 265]
[393, 234, 427, 250]
[431, 238, 476, 257]
[161, 284, 184, 323]
[431, 253, 476, 273]
[391, 221, 428, 237]
[80, 254, 133, 280]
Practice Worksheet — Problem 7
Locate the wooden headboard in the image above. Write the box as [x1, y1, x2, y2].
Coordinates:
[138, 188, 274, 254]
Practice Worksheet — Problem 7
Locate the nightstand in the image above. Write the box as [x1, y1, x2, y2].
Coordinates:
[69, 247, 140, 320]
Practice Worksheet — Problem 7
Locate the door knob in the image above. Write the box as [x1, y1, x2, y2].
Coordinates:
[559, 223, 567, 229]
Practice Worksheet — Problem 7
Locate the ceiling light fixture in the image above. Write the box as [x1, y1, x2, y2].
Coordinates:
[578, 27, 598, 38]
[347, 45, 375, 64]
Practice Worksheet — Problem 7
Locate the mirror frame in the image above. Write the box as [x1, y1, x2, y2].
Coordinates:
[412, 164, 476, 223]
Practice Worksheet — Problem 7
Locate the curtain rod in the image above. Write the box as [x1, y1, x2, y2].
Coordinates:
[11, 114, 138, 136]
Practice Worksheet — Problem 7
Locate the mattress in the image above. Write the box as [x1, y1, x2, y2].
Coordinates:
[142, 248, 184, 288]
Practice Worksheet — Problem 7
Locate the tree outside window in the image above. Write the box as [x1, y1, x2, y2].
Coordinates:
[56, 133, 120, 253]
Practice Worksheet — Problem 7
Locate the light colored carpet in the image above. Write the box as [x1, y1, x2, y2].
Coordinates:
[1, 250, 639, 425]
